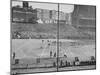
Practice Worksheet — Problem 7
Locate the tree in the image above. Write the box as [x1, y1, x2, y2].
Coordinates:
[28, 16, 38, 24]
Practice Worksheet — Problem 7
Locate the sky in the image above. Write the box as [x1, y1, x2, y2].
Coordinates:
[12, 1, 74, 13]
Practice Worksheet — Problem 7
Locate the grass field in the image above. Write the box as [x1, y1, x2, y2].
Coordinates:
[12, 39, 95, 61]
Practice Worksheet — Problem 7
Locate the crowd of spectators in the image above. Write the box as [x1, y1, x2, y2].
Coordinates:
[12, 31, 56, 39]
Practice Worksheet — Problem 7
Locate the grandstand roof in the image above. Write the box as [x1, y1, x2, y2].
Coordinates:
[12, 6, 37, 13]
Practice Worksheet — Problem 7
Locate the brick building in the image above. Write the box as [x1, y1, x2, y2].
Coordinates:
[12, 1, 37, 23]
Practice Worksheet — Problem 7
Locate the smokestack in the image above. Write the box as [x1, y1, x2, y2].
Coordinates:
[23, 1, 29, 8]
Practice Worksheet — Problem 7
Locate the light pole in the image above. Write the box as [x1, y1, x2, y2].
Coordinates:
[57, 3, 60, 71]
